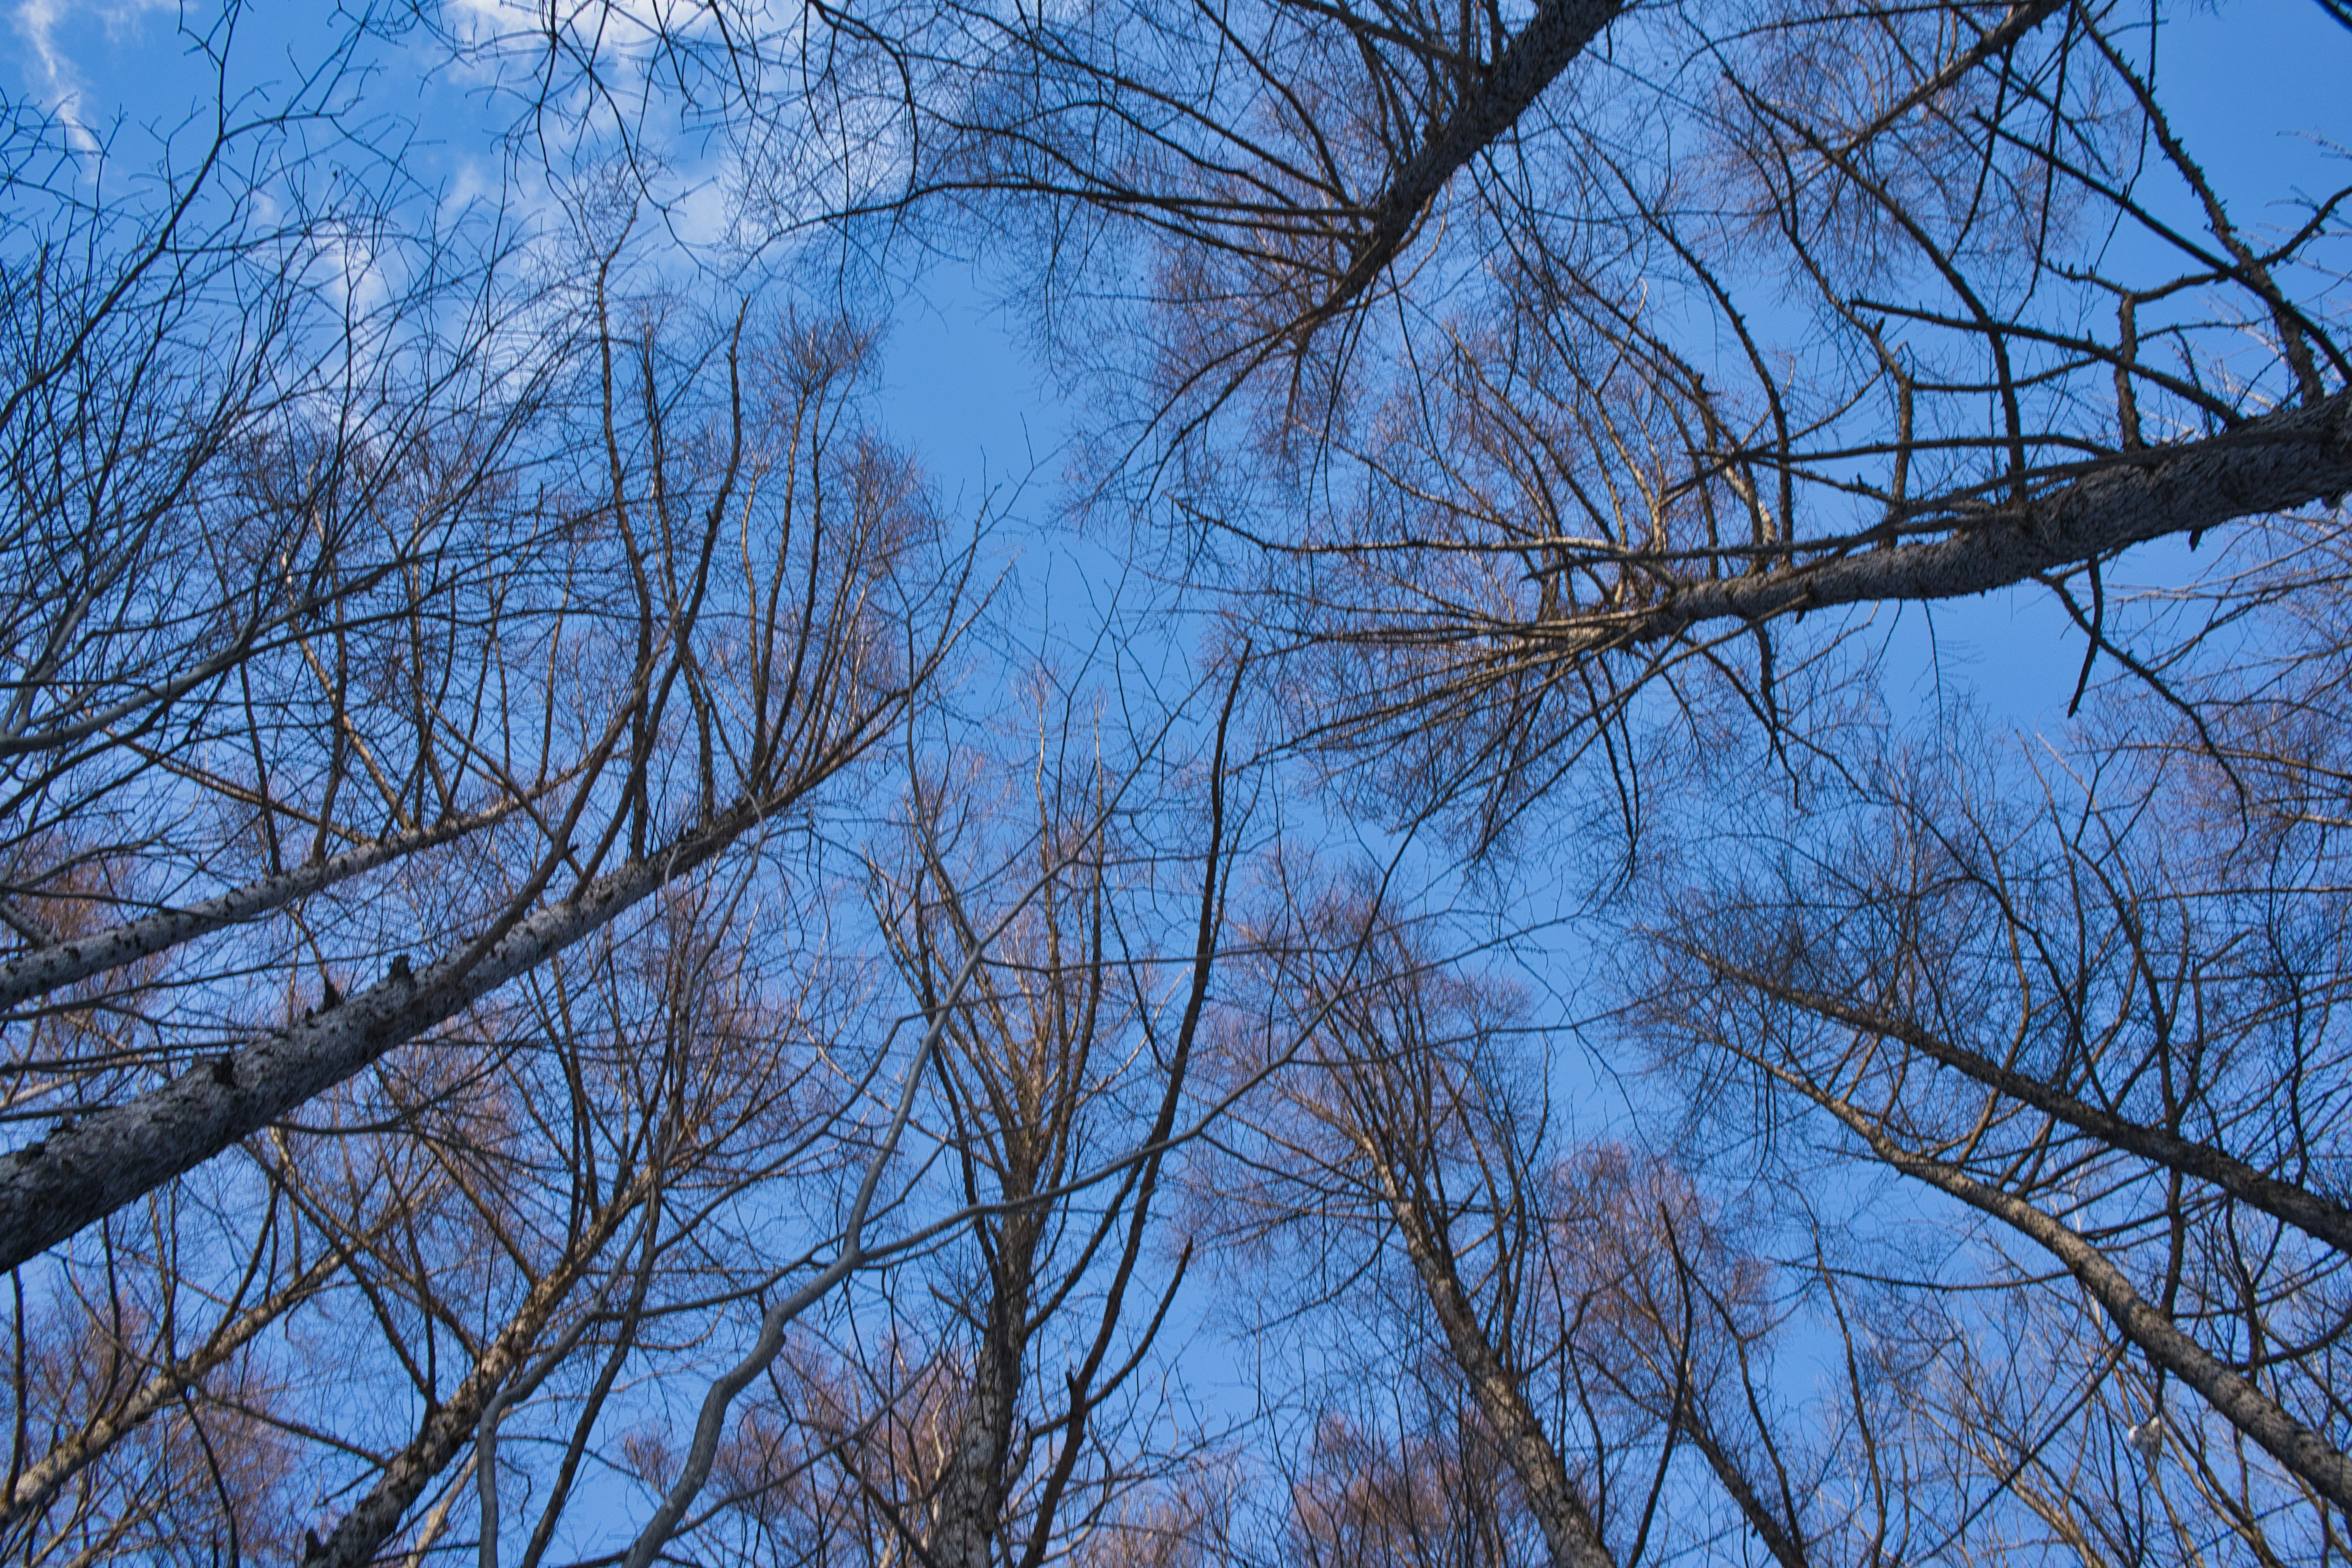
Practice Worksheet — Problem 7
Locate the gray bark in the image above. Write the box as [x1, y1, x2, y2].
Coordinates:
[0, 805, 518, 1017]
[1548, 388, 2352, 652]
[930, 1213, 1043, 1568]
[619, 906, 1007, 1568]
[0, 797, 764, 1272]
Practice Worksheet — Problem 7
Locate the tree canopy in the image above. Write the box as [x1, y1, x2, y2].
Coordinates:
[1, 1, 2348, 1564]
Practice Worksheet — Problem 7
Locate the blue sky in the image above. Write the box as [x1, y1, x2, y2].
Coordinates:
[9, 2, 2350, 1551]
[1870, 0, 2352, 729]
[14, 0, 2343, 739]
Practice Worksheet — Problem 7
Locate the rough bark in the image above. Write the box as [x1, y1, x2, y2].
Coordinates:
[0, 804, 519, 1016]
[930, 1213, 1043, 1568]
[1539, 388, 2352, 653]
[0, 796, 767, 1272]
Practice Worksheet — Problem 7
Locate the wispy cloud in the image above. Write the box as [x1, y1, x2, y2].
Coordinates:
[13, 0, 174, 150]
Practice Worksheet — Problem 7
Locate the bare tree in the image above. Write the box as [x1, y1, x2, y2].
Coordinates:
[674, 660, 1246, 1568]
[906, 0, 2352, 845]
[1630, 706, 2352, 1545]
[1208, 888, 1844, 1568]
[0, 251, 960, 1264]
[12, 2, 2352, 1565]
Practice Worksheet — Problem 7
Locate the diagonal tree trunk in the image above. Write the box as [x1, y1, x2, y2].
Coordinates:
[0, 801, 526, 1017]
[1, 1247, 346, 1532]
[1531, 390, 2352, 656]
[309, 1183, 646, 1568]
[1701, 964, 2352, 1258]
[1364, 1148, 1619, 1568]
[0, 756, 873, 1273]
[1783, 1063, 2352, 1511]
[1674, 1407, 1811, 1568]
[1298, 0, 1624, 337]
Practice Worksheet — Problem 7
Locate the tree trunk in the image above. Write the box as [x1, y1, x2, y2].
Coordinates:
[0, 804, 518, 1016]
[930, 1212, 1044, 1568]
[1544, 389, 2352, 652]
[1799, 1071, 2352, 1511]
[0, 799, 765, 1272]
[1709, 966, 2352, 1257]
[1302, 0, 1624, 335]
[1370, 1155, 1618, 1568]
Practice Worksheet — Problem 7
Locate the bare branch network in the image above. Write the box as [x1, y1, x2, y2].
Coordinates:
[1, 0, 2348, 1565]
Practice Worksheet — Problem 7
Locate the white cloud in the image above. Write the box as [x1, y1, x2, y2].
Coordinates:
[13, 0, 175, 150]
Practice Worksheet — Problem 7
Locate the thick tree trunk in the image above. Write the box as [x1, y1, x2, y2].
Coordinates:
[0, 798, 764, 1272]
[1545, 388, 2352, 652]
[0, 804, 518, 1016]
[930, 1213, 1044, 1568]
